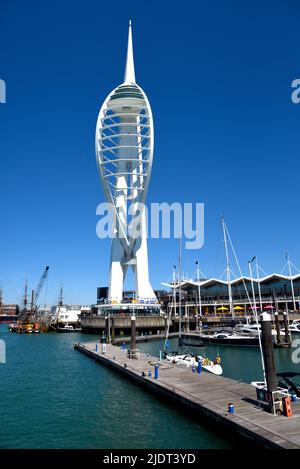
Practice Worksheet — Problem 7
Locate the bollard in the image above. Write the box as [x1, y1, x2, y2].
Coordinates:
[274, 312, 282, 344]
[101, 342, 107, 354]
[95, 344, 98, 352]
[192, 367, 196, 373]
[105, 316, 109, 343]
[197, 361, 202, 374]
[228, 403, 234, 414]
[130, 315, 136, 352]
[154, 364, 159, 379]
[283, 312, 291, 344]
[122, 341, 126, 351]
[111, 317, 115, 343]
[148, 370, 152, 377]
[291, 393, 297, 402]
[260, 313, 277, 394]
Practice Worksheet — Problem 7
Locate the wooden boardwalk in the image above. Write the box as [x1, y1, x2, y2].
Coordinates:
[112, 332, 178, 345]
[74, 341, 300, 449]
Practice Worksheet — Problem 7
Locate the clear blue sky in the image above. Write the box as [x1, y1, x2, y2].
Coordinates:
[0, 0, 300, 305]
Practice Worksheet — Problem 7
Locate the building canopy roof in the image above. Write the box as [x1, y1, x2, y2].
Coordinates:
[162, 273, 300, 290]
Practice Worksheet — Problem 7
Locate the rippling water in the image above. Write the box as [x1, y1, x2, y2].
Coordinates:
[0, 325, 235, 449]
[1, 325, 298, 449]
[138, 336, 300, 384]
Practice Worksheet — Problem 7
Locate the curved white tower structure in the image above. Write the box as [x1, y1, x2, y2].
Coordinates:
[95, 22, 158, 308]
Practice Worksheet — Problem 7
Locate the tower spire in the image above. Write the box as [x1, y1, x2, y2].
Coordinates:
[124, 20, 136, 84]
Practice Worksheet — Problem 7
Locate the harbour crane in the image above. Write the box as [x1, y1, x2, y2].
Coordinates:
[30, 266, 50, 313]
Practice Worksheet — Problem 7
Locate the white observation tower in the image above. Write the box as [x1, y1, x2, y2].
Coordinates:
[95, 22, 159, 314]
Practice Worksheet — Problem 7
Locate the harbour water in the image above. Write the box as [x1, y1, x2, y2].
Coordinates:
[0, 324, 298, 449]
[139, 337, 300, 384]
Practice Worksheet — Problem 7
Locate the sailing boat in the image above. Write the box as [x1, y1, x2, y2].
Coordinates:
[165, 352, 223, 375]
[163, 241, 223, 375]
[163, 265, 177, 354]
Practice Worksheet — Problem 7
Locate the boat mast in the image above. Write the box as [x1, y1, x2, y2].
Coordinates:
[255, 258, 263, 312]
[178, 237, 182, 338]
[173, 265, 177, 318]
[58, 285, 64, 306]
[57, 284, 64, 326]
[249, 257, 266, 381]
[30, 289, 35, 313]
[196, 260, 202, 329]
[23, 280, 28, 312]
[164, 266, 176, 352]
[0, 287, 2, 315]
[287, 252, 296, 311]
[221, 217, 234, 318]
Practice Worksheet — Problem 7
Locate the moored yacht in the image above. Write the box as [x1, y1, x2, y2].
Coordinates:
[198, 331, 260, 347]
[234, 322, 285, 338]
[282, 320, 300, 335]
[165, 352, 223, 375]
[57, 323, 82, 333]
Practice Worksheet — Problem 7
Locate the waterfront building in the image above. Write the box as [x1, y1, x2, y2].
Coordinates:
[0, 304, 19, 316]
[50, 305, 90, 325]
[164, 273, 300, 317]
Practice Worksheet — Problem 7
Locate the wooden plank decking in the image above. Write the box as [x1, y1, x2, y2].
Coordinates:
[112, 332, 178, 344]
[74, 341, 300, 449]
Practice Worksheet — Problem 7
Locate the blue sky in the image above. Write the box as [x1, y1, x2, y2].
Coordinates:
[0, 0, 300, 305]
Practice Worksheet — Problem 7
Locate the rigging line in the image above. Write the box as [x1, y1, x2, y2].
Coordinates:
[164, 267, 176, 352]
[290, 261, 300, 274]
[280, 261, 288, 275]
[220, 267, 227, 281]
[213, 223, 222, 278]
[224, 223, 253, 308]
[256, 263, 268, 277]
[192, 268, 206, 281]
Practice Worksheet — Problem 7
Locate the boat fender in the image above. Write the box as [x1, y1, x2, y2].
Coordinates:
[282, 397, 292, 417]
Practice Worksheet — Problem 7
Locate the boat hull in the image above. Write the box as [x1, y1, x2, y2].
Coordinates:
[0, 315, 19, 324]
[199, 335, 260, 347]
